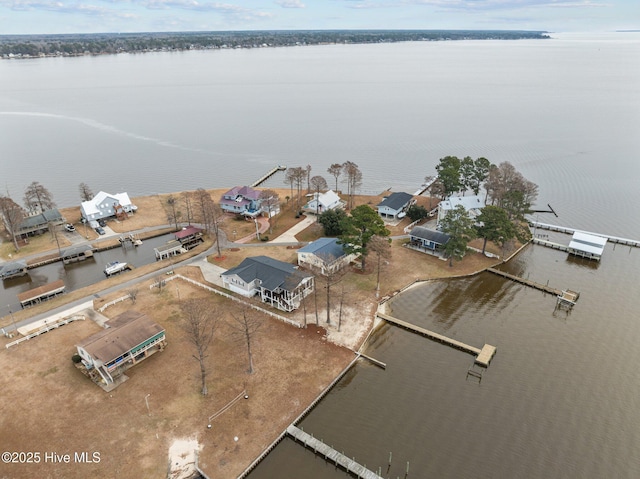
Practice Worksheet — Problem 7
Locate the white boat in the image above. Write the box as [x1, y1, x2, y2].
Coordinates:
[104, 261, 129, 276]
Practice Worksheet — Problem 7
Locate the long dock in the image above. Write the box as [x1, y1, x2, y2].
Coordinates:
[251, 165, 287, 187]
[486, 267, 562, 296]
[529, 221, 640, 248]
[286, 425, 383, 479]
[377, 312, 496, 366]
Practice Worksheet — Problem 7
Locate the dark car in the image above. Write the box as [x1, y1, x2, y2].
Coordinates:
[95, 227, 105, 235]
[97, 219, 107, 227]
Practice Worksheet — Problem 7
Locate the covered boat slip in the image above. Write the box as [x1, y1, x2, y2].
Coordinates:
[567, 231, 607, 260]
[60, 245, 94, 264]
[0, 260, 28, 280]
[17, 279, 66, 308]
[154, 240, 187, 260]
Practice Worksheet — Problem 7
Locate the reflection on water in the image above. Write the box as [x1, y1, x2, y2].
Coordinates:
[0, 234, 174, 313]
[250, 241, 640, 479]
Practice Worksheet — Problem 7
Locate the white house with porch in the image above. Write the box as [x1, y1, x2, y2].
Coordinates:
[297, 237, 355, 275]
[377, 192, 413, 220]
[221, 256, 314, 312]
[80, 191, 136, 223]
[303, 190, 344, 215]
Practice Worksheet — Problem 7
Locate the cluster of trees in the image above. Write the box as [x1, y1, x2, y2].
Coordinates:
[0, 181, 59, 251]
[284, 161, 362, 212]
[432, 158, 539, 266]
[1, 30, 549, 59]
[433, 155, 493, 198]
[318, 204, 390, 271]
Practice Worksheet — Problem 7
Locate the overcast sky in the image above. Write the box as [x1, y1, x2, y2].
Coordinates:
[1, 0, 637, 35]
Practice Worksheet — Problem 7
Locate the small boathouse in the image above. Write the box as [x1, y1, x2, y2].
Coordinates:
[18, 280, 66, 308]
[567, 231, 607, 261]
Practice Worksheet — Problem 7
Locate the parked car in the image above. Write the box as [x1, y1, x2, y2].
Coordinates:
[97, 219, 107, 227]
[64, 223, 76, 232]
[95, 227, 105, 235]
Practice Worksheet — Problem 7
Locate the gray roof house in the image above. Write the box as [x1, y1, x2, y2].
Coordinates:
[221, 256, 314, 312]
[408, 226, 451, 255]
[297, 237, 355, 275]
[80, 191, 136, 222]
[16, 208, 64, 237]
[377, 192, 413, 220]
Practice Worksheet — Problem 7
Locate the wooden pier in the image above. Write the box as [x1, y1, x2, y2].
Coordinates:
[251, 165, 287, 187]
[530, 221, 640, 248]
[377, 312, 496, 366]
[413, 177, 438, 196]
[486, 267, 562, 296]
[287, 425, 383, 479]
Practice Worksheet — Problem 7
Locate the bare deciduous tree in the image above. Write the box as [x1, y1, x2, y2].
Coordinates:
[228, 307, 261, 374]
[368, 235, 392, 298]
[182, 191, 194, 225]
[327, 163, 342, 192]
[194, 189, 224, 257]
[165, 195, 182, 230]
[285, 167, 308, 211]
[182, 299, 217, 395]
[342, 161, 362, 210]
[78, 182, 94, 202]
[127, 288, 139, 304]
[309, 175, 328, 218]
[23, 181, 55, 214]
[259, 189, 280, 234]
[0, 195, 25, 251]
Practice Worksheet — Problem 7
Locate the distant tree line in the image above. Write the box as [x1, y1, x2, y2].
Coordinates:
[0, 30, 549, 59]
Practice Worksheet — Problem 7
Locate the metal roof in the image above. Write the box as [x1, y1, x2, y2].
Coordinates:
[377, 192, 413, 212]
[568, 231, 607, 256]
[298, 237, 346, 261]
[223, 256, 312, 292]
[409, 226, 451, 245]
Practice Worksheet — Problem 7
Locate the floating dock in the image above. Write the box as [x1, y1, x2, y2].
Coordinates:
[377, 312, 496, 367]
[251, 165, 287, 187]
[529, 222, 640, 248]
[287, 425, 384, 479]
[18, 279, 66, 308]
[486, 267, 562, 296]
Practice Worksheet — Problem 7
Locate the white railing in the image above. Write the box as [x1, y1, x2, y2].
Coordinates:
[150, 274, 302, 328]
[98, 295, 131, 313]
[6, 315, 85, 349]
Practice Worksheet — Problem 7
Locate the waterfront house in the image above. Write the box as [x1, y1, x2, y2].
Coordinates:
[297, 237, 355, 275]
[303, 190, 344, 215]
[408, 226, 451, 255]
[80, 191, 136, 223]
[221, 256, 314, 312]
[15, 208, 65, 238]
[376, 192, 413, 220]
[76, 310, 166, 388]
[437, 195, 484, 226]
[219, 186, 263, 217]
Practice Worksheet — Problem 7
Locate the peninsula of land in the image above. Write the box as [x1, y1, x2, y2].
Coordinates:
[0, 29, 550, 59]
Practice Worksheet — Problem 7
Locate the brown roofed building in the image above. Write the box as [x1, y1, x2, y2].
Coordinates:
[76, 311, 166, 388]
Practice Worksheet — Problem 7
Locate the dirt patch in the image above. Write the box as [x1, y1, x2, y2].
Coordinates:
[0, 272, 354, 479]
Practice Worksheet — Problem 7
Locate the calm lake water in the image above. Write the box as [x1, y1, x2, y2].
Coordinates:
[1, 32, 640, 478]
